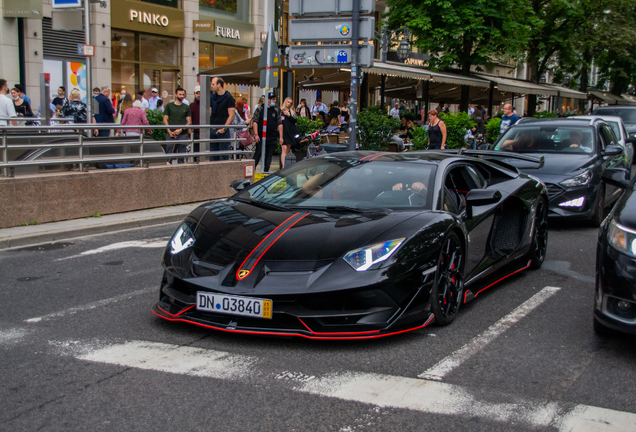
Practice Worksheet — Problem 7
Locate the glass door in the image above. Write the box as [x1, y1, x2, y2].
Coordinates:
[161, 70, 177, 104]
[143, 69, 161, 93]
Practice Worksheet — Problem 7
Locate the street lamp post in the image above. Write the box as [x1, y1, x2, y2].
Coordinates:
[378, 25, 412, 109]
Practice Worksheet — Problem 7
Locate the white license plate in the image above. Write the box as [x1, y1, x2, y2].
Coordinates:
[196, 292, 273, 319]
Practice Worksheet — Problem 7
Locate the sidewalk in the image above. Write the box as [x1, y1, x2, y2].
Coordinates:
[0, 202, 205, 250]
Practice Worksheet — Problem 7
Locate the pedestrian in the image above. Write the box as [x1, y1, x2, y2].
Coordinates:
[399, 100, 407, 112]
[156, 99, 164, 112]
[467, 103, 475, 118]
[120, 100, 150, 137]
[93, 86, 115, 137]
[13, 84, 31, 105]
[117, 88, 127, 111]
[135, 90, 149, 111]
[148, 87, 162, 110]
[209, 77, 235, 161]
[296, 99, 311, 118]
[52, 86, 67, 107]
[427, 110, 447, 150]
[0, 79, 17, 126]
[500, 103, 520, 136]
[230, 98, 248, 143]
[190, 85, 201, 156]
[182, 90, 190, 106]
[116, 94, 132, 124]
[329, 101, 341, 120]
[242, 97, 250, 119]
[340, 101, 350, 132]
[326, 117, 340, 133]
[435, 101, 445, 114]
[390, 102, 400, 119]
[252, 92, 282, 172]
[11, 87, 33, 120]
[163, 87, 192, 164]
[60, 88, 87, 124]
[473, 104, 485, 134]
[280, 97, 297, 167]
[311, 98, 328, 119]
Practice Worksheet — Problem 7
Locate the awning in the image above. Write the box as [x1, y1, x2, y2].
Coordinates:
[200, 57, 288, 87]
[365, 62, 490, 88]
[546, 85, 587, 99]
[472, 73, 558, 96]
[620, 94, 636, 106]
[589, 90, 623, 104]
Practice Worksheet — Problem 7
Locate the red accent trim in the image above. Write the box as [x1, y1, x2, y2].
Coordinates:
[157, 304, 194, 318]
[248, 213, 310, 273]
[297, 318, 381, 335]
[367, 154, 386, 162]
[359, 153, 381, 161]
[152, 309, 435, 340]
[236, 213, 300, 280]
[473, 260, 532, 298]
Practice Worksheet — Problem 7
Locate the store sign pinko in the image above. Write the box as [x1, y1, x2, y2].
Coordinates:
[130, 10, 169, 27]
[111, 0, 184, 38]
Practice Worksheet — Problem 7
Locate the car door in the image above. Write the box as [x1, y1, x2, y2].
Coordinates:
[443, 163, 498, 279]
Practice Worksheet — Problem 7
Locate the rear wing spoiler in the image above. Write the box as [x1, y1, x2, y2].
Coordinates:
[438, 149, 545, 170]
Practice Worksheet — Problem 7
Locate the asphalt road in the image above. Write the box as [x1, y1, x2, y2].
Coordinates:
[1, 218, 635, 431]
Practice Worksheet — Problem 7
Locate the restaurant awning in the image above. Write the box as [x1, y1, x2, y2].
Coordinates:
[589, 90, 624, 105]
[472, 73, 559, 96]
[365, 62, 490, 88]
[546, 84, 587, 99]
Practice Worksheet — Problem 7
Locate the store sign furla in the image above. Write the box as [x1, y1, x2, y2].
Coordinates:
[130, 9, 169, 27]
[216, 26, 240, 40]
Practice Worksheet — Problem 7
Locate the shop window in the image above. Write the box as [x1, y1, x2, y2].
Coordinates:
[111, 30, 137, 62]
[214, 44, 249, 68]
[112, 62, 138, 95]
[140, 34, 179, 65]
[139, 0, 180, 8]
[199, 42, 214, 70]
[199, 0, 237, 13]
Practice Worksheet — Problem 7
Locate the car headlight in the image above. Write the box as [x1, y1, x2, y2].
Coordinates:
[608, 220, 636, 258]
[560, 170, 592, 187]
[170, 223, 195, 255]
[343, 238, 405, 271]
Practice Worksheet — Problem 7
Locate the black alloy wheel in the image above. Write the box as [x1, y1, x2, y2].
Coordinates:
[529, 197, 548, 270]
[589, 183, 606, 227]
[431, 232, 465, 326]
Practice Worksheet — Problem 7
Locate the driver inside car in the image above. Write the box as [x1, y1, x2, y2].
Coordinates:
[566, 131, 593, 152]
[392, 181, 427, 194]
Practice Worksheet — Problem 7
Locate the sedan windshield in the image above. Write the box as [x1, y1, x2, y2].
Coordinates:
[494, 126, 595, 154]
[236, 159, 437, 210]
[592, 108, 636, 124]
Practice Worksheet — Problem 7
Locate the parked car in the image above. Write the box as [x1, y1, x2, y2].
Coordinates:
[570, 115, 635, 165]
[153, 151, 549, 339]
[492, 118, 629, 226]
[591, 106, 636, 139]
[593, 168, 636, 336]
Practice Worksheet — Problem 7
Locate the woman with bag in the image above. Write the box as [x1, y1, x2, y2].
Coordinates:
[281, 97, 299, 168]
[233, 99, 253, 149]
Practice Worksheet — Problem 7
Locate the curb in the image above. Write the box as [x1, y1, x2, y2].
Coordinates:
[0, 212, 188, 250]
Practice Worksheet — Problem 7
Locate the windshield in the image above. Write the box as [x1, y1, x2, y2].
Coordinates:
[592, 108, 636, 124]
[235, 158, 437, 210]
[494, 126, 595, 154]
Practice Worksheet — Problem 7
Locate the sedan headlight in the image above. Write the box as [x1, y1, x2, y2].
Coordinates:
[560, 170, 592, 187]
[608, 220, 636, 258]
[344, 238, 405, 271]
[170, 223, 195, 255]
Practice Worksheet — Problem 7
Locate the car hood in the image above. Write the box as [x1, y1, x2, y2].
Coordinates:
[496, 153, 595, 177]
[190, 200, 423, 266]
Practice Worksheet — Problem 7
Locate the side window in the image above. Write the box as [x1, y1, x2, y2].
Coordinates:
[443, 187, 459, 214]
[601, 125, 618, 147]
[598, 128, 608, 151]
[466, 165, 486, 188]
[444, 165, 482, 213]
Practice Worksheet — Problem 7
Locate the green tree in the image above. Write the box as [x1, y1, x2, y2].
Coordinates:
[357, 106, 400, 151]
[385, 0, 528, 112]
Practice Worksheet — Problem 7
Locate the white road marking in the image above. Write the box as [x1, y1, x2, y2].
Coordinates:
[56, 239, 168, 261]
[62, 339, 636, 431]
[0, 327, 30, 344]
[24, 287, 155, 323]
[419, 286, 561, 381]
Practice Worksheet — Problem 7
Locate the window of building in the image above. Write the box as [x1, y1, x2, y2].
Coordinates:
[199, 0, 237, 13]
[214, 44, 249, 68]
[138, 0, 180, 8]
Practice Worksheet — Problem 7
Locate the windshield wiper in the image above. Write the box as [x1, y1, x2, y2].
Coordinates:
[232, 197, 288, 212]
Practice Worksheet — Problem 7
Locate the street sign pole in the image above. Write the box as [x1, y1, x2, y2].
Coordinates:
[84, 0, 92, 123]
[348, 0, 360, 151]
[260, 24, 277, 174]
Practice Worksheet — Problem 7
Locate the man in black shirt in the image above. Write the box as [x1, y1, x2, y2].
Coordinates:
[209, 77, 235, 161]
[328, 101, 340, 121]
[252, 92, 283, 172]
[52, 86, 67, 108]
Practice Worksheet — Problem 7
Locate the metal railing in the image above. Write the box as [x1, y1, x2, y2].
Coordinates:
[0, 123, 249, 177]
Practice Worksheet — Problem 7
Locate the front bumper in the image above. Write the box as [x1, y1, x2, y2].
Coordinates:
[545, 183, 596, 220]
[594, 241, 636, 336]
[152, 268, 435, 339]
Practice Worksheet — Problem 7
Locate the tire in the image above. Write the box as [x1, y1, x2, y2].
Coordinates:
[431, 232, 465, 326]
[529, 197, 548, 270]
[593, 316, 615, 336]
[589, 183, 605, 227]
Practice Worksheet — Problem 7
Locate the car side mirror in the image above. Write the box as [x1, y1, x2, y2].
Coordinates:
[603, 145, 623, 156]
[465, 189, 502, 218]
[602, 168, 631, 189]
[625, 136, 636, 144]
[230, 179, 250, 192]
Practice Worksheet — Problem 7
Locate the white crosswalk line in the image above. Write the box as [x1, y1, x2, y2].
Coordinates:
[56, 239, 168, 261]
[419, 286, 561, 381]
[61, 339, 636, 431]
